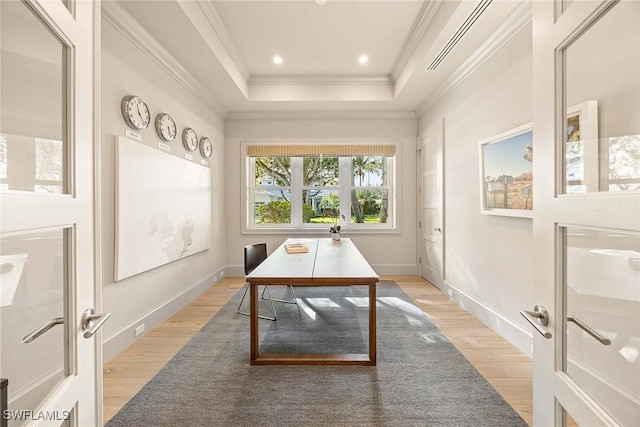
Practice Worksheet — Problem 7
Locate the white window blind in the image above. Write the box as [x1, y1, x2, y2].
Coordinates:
[247, 144, 396, 158]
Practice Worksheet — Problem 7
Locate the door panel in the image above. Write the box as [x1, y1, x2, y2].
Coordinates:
[563, 1, 640, 195]
[0, 0, 67, 194]
[0, 0, 98, 426]
[0, 229, 68, 423]
[419, 120, 444, 287]
[564, 228, 639, 426]
[532, 0, 640, 425]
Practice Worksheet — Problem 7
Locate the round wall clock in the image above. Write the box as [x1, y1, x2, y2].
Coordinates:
[199, 136, 213, 158]
[182, 127, 198, 151]
[121, 95, 150, 130]
[155, 113, 177, 142]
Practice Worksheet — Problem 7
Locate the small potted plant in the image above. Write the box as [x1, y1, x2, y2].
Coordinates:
[329, 214, 345, 241]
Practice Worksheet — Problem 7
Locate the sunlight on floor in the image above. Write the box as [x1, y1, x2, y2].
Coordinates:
[378, 297, 429, 326]
[303, 298, 340, 308]
[419, 331, 449, 344]
[296, 298, 317, 320]
[345, 297, 370, 307]
[378, 297, 427, 317]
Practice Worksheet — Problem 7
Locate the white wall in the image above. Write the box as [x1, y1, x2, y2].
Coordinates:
[100, 19, 226, 362]
[418, 24, 534, 354]
[225, 116, 418, 276]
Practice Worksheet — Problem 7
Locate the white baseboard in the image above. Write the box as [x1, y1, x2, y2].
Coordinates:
[102, 269, 224, 363]
[443, 280, 533, 357]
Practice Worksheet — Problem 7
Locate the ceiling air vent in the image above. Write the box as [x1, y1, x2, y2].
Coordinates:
[426, 0, 493, 71]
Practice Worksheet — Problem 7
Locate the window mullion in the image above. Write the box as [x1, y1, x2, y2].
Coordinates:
[291, 157, 303, 226]
[388, 156, 394, 225]
[339, 157, 351, 227]
[247, 157, 255, 228]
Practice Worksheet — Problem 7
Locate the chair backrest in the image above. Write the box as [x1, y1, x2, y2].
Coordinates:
[244, 243, 268, 275]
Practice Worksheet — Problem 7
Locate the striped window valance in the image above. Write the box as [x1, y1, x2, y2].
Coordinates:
[246, 144, 396, 158]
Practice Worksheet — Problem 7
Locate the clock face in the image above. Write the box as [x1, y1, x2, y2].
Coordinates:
[199, 137, 213, 158]
[121, 95, 150, 130]
[155, 113, 177, 142]
[182, 128, 198, 151]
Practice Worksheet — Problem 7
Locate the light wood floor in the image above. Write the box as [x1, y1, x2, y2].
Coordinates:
[103, 275, 533, 425]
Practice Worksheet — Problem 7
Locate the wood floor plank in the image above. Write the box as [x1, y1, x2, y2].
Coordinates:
[103, 276, 533, 426]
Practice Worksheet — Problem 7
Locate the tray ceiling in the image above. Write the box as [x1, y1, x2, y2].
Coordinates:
[103, 0, 530, 117]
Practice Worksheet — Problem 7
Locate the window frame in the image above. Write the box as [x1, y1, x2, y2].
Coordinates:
[242, 141, 400, 235]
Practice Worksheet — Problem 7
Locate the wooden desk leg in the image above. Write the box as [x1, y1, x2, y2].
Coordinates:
[250, 283, 258, 364]
[369, 282, 377, 365]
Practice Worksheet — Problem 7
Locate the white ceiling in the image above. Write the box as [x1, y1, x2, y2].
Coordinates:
[104, 0, 530, 118]
[213, 1, 423, 76]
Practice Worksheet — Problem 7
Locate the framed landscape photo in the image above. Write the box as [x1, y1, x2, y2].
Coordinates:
[479, 123, 533, 218]
[478, 101, 598, 217]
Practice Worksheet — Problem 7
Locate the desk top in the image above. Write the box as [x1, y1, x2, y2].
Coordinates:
[246, 238, 378, 284]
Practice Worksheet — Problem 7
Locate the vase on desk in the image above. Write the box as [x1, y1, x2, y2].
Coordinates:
[331, 232, 341, 241]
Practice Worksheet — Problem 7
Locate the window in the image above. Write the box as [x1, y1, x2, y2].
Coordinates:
[245, 144, 397, 233]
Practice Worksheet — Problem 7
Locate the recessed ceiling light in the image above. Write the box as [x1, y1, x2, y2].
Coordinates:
[314, 0, 328, 5]
[359, 55, 369, 64]
[273, 55, 283, 65]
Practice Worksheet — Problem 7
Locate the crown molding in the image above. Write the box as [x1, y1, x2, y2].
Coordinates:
[415, 0, 532, 117]
[196, 0, 251, 83]
[249, 75, 394, 86]
[226, 111, 417, 121]
[175, 0, 248, 98]
[101, 2, 226, 118]
[391, 0, 443, 82]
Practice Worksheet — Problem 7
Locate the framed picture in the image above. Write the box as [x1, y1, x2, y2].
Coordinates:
[479, 100, 598, 217]
[479, 123, 533, 218]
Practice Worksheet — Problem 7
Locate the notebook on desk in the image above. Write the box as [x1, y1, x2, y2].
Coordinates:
[285, 243, 309, 254]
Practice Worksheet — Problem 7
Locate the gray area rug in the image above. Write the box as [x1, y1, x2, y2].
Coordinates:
[106, 281, 528, 426]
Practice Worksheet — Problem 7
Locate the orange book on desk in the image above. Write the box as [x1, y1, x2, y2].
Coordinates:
[285, 243, 309, 254]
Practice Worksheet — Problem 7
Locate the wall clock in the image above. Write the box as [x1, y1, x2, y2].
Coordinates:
[182, 127, 198, 152]
[155, 113, 177, 142]
[121, 95, 150, 130]
[199, 136, 213, 158]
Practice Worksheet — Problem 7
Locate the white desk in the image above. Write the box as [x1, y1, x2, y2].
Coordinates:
[246, 238, 379, 365]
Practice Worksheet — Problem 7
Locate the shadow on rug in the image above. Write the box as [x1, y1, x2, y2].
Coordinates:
[106, 281, 527, 427]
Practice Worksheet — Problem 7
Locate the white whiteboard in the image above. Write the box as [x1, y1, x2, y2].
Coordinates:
[115, 137, 211, 281]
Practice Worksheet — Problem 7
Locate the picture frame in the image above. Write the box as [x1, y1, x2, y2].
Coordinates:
[479, 123, 534, 218]
[478, 100, 598, 217]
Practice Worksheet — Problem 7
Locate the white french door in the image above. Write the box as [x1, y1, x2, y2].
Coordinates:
[530, 0, 639, 425]
[0, 1, 101, 426]
[418, 120, 444, 288]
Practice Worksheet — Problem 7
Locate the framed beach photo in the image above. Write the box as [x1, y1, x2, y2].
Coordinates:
[478, 100, 599, 218]
[479, 123, 534, 218]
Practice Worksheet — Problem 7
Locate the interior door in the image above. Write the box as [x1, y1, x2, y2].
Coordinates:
[530, 0, 640, 425]
[418, 120, 444, 288]
[0, 1, 101, 426]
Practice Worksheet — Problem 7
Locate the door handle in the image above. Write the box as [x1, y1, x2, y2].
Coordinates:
[433, 227, 441, 232]
[567, 315, 611, 346]
[22, 317, 64, 343]
[520, 305, 552, 339]
[82, 308, 111, 339]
